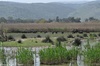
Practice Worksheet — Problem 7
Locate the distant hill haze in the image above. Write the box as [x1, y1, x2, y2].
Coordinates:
[0, 1, 99, 20]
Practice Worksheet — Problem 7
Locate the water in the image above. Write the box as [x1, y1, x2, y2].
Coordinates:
[34, 48, 40, 66]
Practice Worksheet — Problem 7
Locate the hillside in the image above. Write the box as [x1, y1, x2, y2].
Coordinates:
[0, 1, 100, 20]
[0, 1, 78, 19]
[69, 1, 100, 20]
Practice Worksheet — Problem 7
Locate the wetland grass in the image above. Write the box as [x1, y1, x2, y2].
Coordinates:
[39, 46, 78, 65]
[16, 48, 33, 66]
[84, 43, 100, 66]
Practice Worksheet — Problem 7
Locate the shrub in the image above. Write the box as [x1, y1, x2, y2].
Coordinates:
[79, 36, 84, 38]
[89, 33, 97, 39]
[98, 33, 100, 37]
[21, 34, 27, 39]
[83, 34, 88, 37]
[67, 34, 74, 38]
[61, 32, 64, 34]
[37, 35, 41, 38]
[56, 36, 66, 42]
[73, 38, 81, 46]
[42, 36, 53, 44]
[77, 35, 83, 38]
[17, 40, 22, 44]
[93, 34, 97, 37]
[35, 41, 38, 43]
[8, 35, 15, 41]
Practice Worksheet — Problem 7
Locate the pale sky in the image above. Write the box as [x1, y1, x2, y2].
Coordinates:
[0, 0, 96, 3]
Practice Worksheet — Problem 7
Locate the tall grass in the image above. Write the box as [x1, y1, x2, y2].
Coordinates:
[16, 48, 33, 66]
[2, 23, 100, 33]
[0, 42, 6, 64]
[0, 49, 6, 64]
[84, 43, 100, 65]
[39, 46, 78, 65]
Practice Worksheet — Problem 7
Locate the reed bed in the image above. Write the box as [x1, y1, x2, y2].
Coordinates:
[39, 46, 78, 65]
[84, 43, 100, 65]
[16, 48, 33, 66]
[1, 23, 100, 32]
[0, 49, 6, 64]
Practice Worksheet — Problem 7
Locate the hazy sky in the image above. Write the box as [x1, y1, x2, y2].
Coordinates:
[0, 0, 96, 3]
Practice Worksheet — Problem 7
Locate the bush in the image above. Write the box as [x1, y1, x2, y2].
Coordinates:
[77, 35, 83, 38]
[83, 34, 88, 37]
[98, 33, 100, 37]
[61, 32, 64, 34]
[89, 33, 97, 38]
[67, 34, 74, 38]
[37, 35, 41, 38]
[42, 36, 53, 44]
[17, 40, 22, 43]
[73, 38, 81, 46]
[79, 36, 84, 38]
[8, 35, 15, 41]
[56, 36, 66, 42]
[21, 34, 27, 39]
[35, 41, 38, 43]
[93, 34, 97, 37]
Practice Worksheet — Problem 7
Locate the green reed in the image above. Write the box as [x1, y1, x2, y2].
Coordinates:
[84, 43, 100, 65]
[16, 48, 33, 66]
[39, 46, 78, 65]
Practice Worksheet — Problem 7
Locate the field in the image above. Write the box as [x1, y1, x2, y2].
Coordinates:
[1, 22, 100, 32]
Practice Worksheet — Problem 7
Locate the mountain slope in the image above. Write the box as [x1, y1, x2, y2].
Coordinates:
[69, 1, 100, 20]
[0, 1, 100, 20]
[0, 1, 78, 19]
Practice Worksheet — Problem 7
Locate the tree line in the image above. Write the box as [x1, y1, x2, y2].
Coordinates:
[0, 16, 99, 23]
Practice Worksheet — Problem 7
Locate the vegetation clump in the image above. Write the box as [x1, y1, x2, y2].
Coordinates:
[42, 36, 53, 44]
[37, 35, 41, 38]
[73, 38, 81, 46]
[84, 48, 100, 64]
[98, 33, 100, 37]
[83, 33, 88, 37]
[17, 40, 22, 44]
[67, 34, 74, 38]
[56, 36, 66, 42]
[8, 35, 15, 41]
[16, 48, 33, 66]
[39, 46, 78, 65]
[0, 49, 6, 64]
[77, 35, 83, 38]
[21, 34, 27, 39]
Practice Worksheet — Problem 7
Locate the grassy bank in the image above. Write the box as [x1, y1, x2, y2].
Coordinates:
[2, 39, 51, 47]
